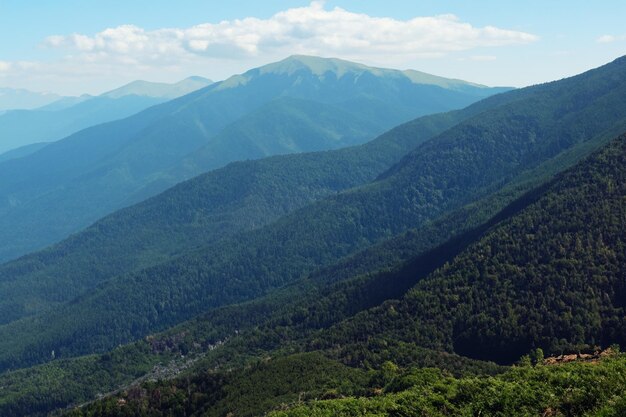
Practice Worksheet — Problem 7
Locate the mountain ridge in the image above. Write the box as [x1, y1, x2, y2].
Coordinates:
[216, 54, 505, 94]
[0, 55, 501, 262]
[2, 131, 623, 417]
[0, 108, 465, 326]
[0, 55, 623, 373]
[0, 76, 214, 155]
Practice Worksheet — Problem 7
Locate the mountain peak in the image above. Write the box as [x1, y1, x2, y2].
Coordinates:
[258, 55, 371, 77]
[215, 55, 493, 92]
[216, 55, 366, 90]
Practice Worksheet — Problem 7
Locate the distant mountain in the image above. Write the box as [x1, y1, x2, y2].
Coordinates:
[101, 76, 212, 99]
[167, 96, 385, 181]
[36, 94, 93, 111]
[0, 108, 470, 326]
[0, 77, 213, 155]
[0, 87, 62, 111]
[0, 95, 165, 154]
[0, 55, 503, 262]
[0, 56, 624, 373]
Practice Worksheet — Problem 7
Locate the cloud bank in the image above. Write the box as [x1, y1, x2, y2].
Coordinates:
[45, 2, 537, 63]
[596, 34, 626, 43]
[2, 2, 538, 94]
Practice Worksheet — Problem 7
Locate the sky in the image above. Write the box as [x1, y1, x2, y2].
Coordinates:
[1, 0, 625, 96]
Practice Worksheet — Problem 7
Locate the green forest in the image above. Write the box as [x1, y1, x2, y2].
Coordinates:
[0, 51, 624, 417]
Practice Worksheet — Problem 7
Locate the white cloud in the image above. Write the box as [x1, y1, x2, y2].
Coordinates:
[44, 2, 537, 62]
[468, 55, 497, 62]
[44, 25, 185, 63]
[3, 2, 538, 94]
[597, 35, 615, 43]
[596, 34, 626, 43]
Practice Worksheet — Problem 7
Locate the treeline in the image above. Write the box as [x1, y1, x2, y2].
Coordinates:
[271, 354, 626, 417]
[63, 350, 503, 417]
[61, 353, 626, 417]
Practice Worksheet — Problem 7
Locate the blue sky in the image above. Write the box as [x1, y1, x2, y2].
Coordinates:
[1, 1, 625, 95]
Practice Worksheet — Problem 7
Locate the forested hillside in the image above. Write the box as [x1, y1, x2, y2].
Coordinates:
[322, 135, 625, 363]
[17, 134, 621, 417]
[1, 131, 623, 417]
[270, 355, 626, 417]
[0, 142, 49, 163]
[0, 107, 463, 325]
[2, 1, 624, 415]
[0, 57, 624, 374]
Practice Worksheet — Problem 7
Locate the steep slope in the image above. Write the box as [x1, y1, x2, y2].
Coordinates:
[0, 211, 509, 417]
[0, 136, 626, 415]
[7, 135, 623, 417]
[323, 135, 625, 364]
[179, 97, 381, 166]
[0, 57, 624, 371]
[0, 55, 499, 262]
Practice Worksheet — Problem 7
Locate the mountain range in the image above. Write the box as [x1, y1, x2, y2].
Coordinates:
[1, 55, 625, 367]
[0, 55, 505, 262]
[0, 76, 213, 156]
[0, 55, 623, 417]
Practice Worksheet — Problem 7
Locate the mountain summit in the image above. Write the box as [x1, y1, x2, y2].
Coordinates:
[217, 55, 498, 94]
[269, 55, 487, 89]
